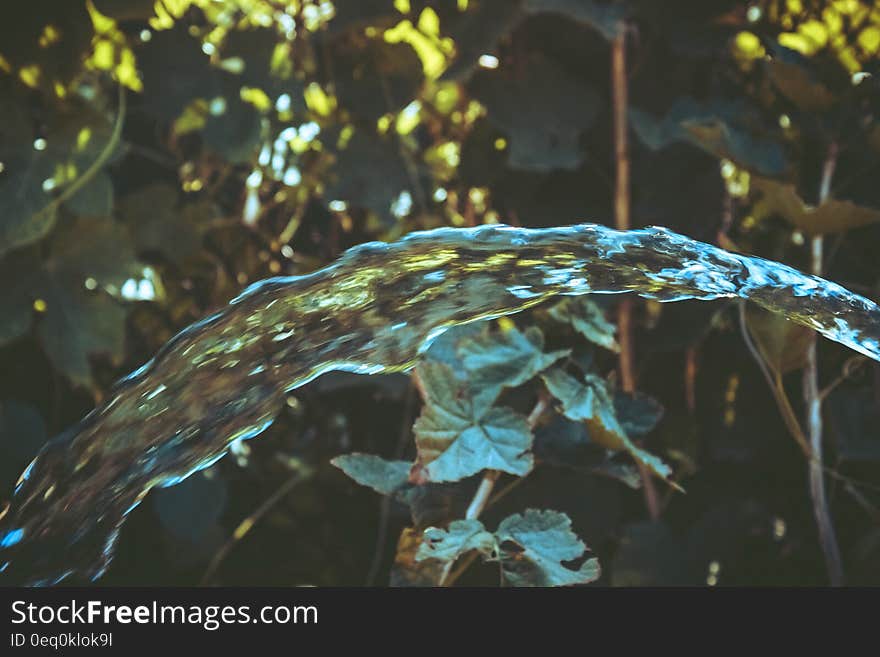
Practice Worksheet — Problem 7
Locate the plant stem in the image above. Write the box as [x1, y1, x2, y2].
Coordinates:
[611, 24, 660, 520]
[439, 396, 548, 585]
[804, 141, 844, 586]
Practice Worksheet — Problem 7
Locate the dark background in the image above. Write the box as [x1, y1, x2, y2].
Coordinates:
[2, 0, 880, 586]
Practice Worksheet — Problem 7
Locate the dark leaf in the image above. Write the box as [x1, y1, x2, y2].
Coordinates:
[468, 53, 600, 171]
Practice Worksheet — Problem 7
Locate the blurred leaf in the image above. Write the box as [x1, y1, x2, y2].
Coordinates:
[765, 47, 837, 112]
[0, 84, 118, 257]
[495, 509, 600, 586]
[630, 98, 787, 176]
[524, 0, 625, 40]
[548, 297, 619, 352]
[468, 53, 600, 171]
[0, 215, 141, 387]
[416, 518, 496, 563]
[413, 360, 534, 482]
[202, 93, 262, 163]
[325, 130, 411, 224]
[65, 172, 113, 217]
[331, 453, 411, 496]
[541, 369, 674, 482]
[752, 177, 880, 236]
[441, 0, 525, 81]
[325, 0, 399, 36]
[744, 303, 811, 374]
[0, 0, 93, 93]
[330, 39, 424, 122]
[118, 183, 207, 263]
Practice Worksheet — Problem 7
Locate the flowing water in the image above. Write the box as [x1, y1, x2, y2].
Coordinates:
[2, 222, 880, 586]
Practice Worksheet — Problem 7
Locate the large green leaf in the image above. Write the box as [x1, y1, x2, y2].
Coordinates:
[0, 84, 118, 257]
[413, 360, 534, 482]
[468, 53, 600, 171]
[495, 509, 600, 586]
[541, 369, 673, 483]
[0, 215, 142, 387]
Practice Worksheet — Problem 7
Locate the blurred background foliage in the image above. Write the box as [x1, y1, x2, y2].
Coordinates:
[2, 0, 880, 585]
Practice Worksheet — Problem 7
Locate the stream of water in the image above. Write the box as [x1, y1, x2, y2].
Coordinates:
[2, 222, 879, 585]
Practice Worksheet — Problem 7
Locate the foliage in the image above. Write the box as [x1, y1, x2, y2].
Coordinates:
[1, 0, 880, 586]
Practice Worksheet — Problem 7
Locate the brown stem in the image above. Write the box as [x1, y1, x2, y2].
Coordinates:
[804, 141, 844, 586]
[612, 25, 660, 520]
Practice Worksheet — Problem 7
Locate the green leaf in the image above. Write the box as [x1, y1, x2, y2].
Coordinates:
[548, 297, 619, 352]
[413, 360, 534, 482]
[752, 177, 880, 236]
[458, 325, 568, 409]
[331, 453, 411, 496]
[468, 52, 600, 171]
[495, 509, 600, 586]
[541, 369, 674, 482]
[630, 98, 786, 176]
[0, 215, 142, 387]
[325, 130, 411, 226]
[415, 518, 496, 563]
[0, 83, 118, 257]
[136, 25, 221, 121]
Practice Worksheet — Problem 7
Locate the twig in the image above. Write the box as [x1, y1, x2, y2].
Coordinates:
[611, 24, 660, 520]
[201, 470, 307, 585]
[803, 141, 844, 586]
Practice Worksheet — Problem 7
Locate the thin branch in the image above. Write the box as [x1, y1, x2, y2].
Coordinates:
[803, 141, 844, 586]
